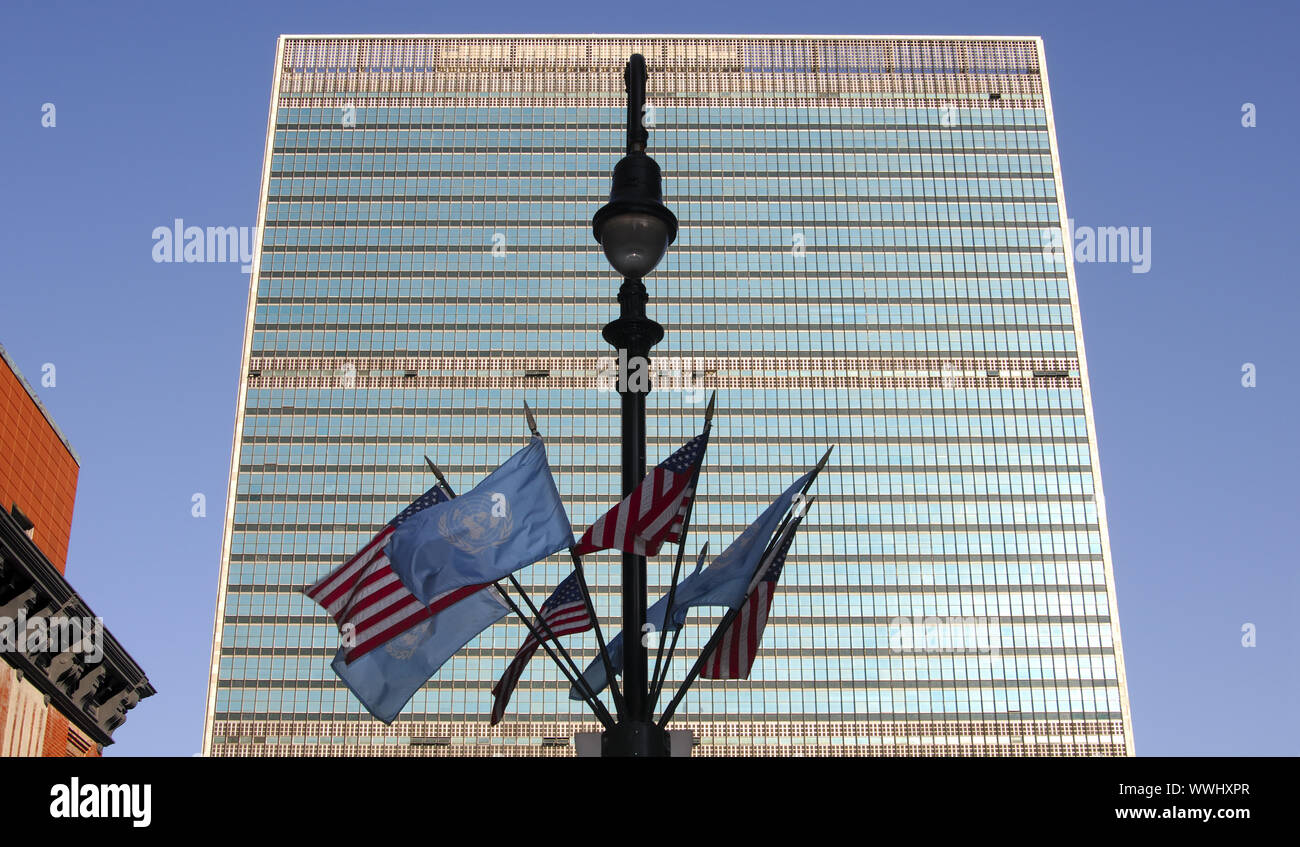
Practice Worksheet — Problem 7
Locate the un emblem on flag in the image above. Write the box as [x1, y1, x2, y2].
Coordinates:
[438, 492, 513, 554]
[385, 619, 431, 660]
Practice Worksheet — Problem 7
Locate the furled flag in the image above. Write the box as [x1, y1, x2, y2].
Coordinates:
[702, 509, 808, 680]
[489, 571, 592, 725]
[332, 585, 510, 724]
[564, 545, 708, 702]
[574, 431, 709, 557]
[303, 483, 483, 663]
[659, 470, 811, 630]
[570, 469, 812, 700]
[386, 437, 574, 606]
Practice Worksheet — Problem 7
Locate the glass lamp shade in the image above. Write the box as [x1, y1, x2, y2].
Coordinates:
[598, 211, 672, 278]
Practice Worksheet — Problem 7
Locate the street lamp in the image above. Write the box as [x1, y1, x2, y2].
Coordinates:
[593, 55, 678, 278]
[593, 53, 677, 757]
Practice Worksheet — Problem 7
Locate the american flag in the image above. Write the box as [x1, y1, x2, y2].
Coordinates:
[490, 571, 592, 725]
[303, 483, 484, 664]
[702, 515, 804, 680]
[574, 432, 708, 557]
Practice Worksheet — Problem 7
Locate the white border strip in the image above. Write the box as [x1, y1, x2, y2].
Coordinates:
[200, 35, 286, 757]
[1037, 36, 1136, 755]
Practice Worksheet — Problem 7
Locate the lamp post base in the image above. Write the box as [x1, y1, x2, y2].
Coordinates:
[601, 721, 670, 757]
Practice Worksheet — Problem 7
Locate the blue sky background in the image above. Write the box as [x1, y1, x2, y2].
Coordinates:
[0, 0, 1295, 757]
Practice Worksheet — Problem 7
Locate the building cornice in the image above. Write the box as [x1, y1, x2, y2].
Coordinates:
[0, 509, 153, 746]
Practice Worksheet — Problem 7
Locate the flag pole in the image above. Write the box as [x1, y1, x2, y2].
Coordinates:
[733, 446, 829, 577]
[568, 549, 628, 722]
[501, 573, 616, 728]
[646, 393, 715, 714]
[522, 401, 540, 439]
[423, 454, 615, 728]
[520, 403, 627, 721]
[736, 445, 832, 580]
[652, 444, 832, 711]
[648, 541, 706, 710]
[658, 496, 817, 727]
[495, 578, 615, 729]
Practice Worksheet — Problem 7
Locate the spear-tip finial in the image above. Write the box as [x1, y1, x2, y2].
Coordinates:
[795, 494, 818, 519]
[424, 455, 452, 491]
[523, 401, 540, 437]
[690, 540, 710, 576]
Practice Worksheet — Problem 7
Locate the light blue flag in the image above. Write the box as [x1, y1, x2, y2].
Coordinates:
[386, 437, 574, 606]
[570, 470, 811, 700]
[569, 570, 684, 703]
[662, 470, 810, 628]
[333, 586, 510, 724]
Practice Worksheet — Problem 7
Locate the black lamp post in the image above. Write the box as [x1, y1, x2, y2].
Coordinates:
[592, 53, 678, 757]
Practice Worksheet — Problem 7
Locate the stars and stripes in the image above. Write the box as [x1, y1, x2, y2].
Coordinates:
[490, 571, 592, 725]
[701, 514, 805, 680]
[574, 432, 708, 557]
[303, 483, 485, 664]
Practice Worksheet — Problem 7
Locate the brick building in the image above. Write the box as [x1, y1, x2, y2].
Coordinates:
[0, 343, 153, 755]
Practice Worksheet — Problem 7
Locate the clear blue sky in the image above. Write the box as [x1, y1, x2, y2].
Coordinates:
[0, 0, 1295, 756]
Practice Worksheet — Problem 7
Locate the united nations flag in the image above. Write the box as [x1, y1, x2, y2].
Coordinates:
[385, 437, 574, 606]
[332, 586, 511, 723]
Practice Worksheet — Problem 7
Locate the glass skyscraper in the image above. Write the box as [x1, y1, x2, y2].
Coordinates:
[202, 35, 1133, 756]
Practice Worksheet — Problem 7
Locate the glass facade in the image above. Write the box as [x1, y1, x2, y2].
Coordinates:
[203, 35, 1133, 756]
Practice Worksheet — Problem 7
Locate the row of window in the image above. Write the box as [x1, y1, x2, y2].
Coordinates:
[233, 556, 1107, 581]
[265, 199, 1061, 224]
[213, 683, 1122, 720]
[226, 587, 1111, 621]
[220, 651, 1116, 684]
[243, 387, 1090, 409]
[242, 411, 1091, 440]
[235, 463, 1099, 494]
[249, 328, 1080, 354]
[229, 528, 1103, 557]
[240, 441, 1093, 471]
[234, 495, 1098, 529]
[268, 175, 1058, 200]
[275, 106, 1050, 127]
[271, 151, 1057, 176]
[230, 497, 1100, 530]
[222, 619, 1116, 652]
[256, 274, 1073, 300]
[262, 223, 1069, 249]
[231, 557, 1110, 588]
[237, 476, 1096, 509]
[252, 302, 1076, 327]
[238, 428, 1093, 457]
[271, 128, 1052, 153]
[260, 253, 1069, 278]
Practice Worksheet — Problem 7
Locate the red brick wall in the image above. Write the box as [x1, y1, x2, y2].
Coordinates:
[0, 669, 98, 757]
[0, 355, 79, 573]
[43, 710, 99, 757]
[0, 353, 91, 755]
[43, 709, 66, 756]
